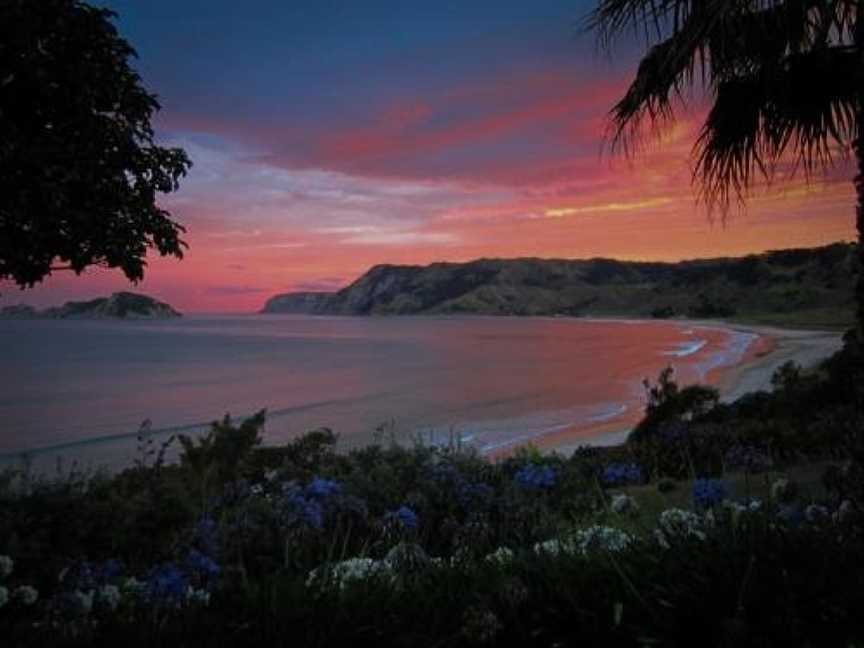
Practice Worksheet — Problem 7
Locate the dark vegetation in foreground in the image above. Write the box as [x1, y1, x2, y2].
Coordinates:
[263, 242, 856, 328]
[1, 342, 863, 647]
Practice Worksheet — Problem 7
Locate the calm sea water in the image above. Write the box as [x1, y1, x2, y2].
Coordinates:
[0, 315, 756, 469]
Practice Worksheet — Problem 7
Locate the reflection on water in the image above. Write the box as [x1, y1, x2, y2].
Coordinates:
[0, 315, 754, 469]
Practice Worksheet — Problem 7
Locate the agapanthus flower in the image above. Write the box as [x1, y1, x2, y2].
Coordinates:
[484, 547, 515, 566]
[532, 538, 579, 557]
[145, 564, 188, 605]
[385, 542, 430, 571]
[610, 493, 639, 515]
[601, 462, 642, 486]
[387, 505, 419, 531]
[515, 463, 557, 490]
[0, 555, 13, 578]
[692, 478, 728, 509]
[13, 585, 38, 606]
[575, 525, 633, 554]
[306, 558, 388, 590]
[194, 516, 220, 556]
[184, 549, 220, 579]
[72, 589, 94, 614]
[98, 584, 121, 611]
[655, 508, 707, 548]
[306, 477, 342, 499]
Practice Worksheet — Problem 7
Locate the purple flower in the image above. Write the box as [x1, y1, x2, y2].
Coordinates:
[602, 462, 642, 486]
[387, 505, 419, 531]
[145, 563, 188, 605]
[692, 478, 728, 509]
[515, 464, 557, 490]
[306, 477, 342, 499]
[185, 549, 220, 579]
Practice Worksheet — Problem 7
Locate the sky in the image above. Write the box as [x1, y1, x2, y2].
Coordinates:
[2, 0, 856, 312]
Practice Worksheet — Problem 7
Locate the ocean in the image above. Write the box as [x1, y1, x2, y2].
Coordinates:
[0, 315, 757, 470]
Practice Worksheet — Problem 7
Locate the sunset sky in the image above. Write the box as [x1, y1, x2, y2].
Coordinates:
[2, 0, 856, 312]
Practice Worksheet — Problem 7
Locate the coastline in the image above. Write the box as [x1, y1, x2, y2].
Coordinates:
[537, 318, 844, 456]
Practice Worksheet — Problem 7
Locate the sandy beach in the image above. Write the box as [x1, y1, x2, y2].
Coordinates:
[537, 319, 845, 456]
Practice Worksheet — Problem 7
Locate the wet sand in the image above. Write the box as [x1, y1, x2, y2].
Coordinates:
[537, 320, 844, 456]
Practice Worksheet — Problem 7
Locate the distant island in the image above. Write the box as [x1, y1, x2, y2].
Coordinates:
[262, 243, 855, 327]
[0, 291, 181, 319]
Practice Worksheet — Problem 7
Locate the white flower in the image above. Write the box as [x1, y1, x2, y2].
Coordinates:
[186, 586, 211, 606]
[250, 484, 264, 496]
[306, 558, 388, 590]
[834, 499, 856, 524]
[770, 478, 794, 502]
[655, 508, 706, 548]
[0, 555, 13, 579]
[575, 525, 633, 554]
[0, 585, 8, 608]
[484, 547, 515, 566]
[121, 577, 145, 598]
[13, 585, 38, 606]
[532, 538, 579, 557]
[73, 589, 94, 614]
[610, 493, 640, 516]
[264, 470, 279, 482]
[804, 504, 830, 524]
[98, 584, 121, 611]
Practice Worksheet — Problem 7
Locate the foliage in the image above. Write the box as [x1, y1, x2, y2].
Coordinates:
[629, 366, 719, 445]
[0, 0, 191, 287]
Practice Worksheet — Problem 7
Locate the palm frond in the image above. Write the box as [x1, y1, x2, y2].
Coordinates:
[604, 0, 852, 152]
[694, 46, 858, 211]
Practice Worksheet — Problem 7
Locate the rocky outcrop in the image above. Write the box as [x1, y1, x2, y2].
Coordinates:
[1, 292, 181, 319]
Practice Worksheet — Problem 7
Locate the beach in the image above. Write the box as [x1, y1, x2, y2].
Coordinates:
[538, 320, 845, 456]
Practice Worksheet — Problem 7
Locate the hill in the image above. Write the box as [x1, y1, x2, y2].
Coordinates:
[1, 292, 181, 319]
[262, 243, 856, 326]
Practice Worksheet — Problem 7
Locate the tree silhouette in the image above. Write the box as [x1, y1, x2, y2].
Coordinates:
[589, 0, 862, 339]
[0, 0, 191, 288]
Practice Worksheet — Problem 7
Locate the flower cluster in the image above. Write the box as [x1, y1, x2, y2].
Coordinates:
[601, 462, 642, 487]
[386, 505, 419, 531]
[514, 463, 557, 490]
[692, 478, 728, 509]
[575, 525, 633, 554]
[306, 558, 389, 590]
[484, 547, 515, 566]
[278, 476, 348, 531]
[609, 493, 639, 516]
[0, 555, 39, 609]
[532, 538, 578, 557]
[655, 508, 707, 548]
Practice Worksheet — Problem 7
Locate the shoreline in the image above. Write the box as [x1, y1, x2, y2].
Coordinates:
[536, 318, 844, 456]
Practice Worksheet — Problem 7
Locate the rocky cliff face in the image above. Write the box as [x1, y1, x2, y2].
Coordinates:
[260, 243, 856, 322]
[1, 292, 181, 319]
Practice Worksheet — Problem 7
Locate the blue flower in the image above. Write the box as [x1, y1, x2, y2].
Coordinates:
[285, 492, 325, 529]
[692, 478, 728, 509]
[601, 462, 642, 486]
[387, 505, 419, 531]
[145, 563, 188, 605]
[185, 549, 220, 579]
[515, 464, 557, 490]
[306, 477, 342, 499]
[195, 515, 220, 556]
